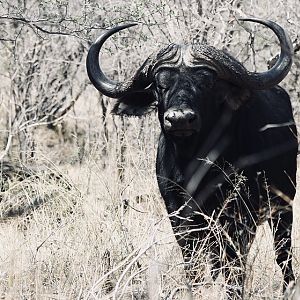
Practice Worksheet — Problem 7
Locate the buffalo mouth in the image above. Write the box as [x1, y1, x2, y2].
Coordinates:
[166, 129, 197, 137]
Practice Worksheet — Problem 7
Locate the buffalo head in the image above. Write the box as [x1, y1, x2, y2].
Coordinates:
[86, 18, 293, 138]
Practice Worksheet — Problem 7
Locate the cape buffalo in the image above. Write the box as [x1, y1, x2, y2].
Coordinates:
[86, 18, 297, 298]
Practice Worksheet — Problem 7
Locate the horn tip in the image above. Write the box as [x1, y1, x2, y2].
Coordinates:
[118, 23, 139, 30]
[238, 17, 262, 22]
[237, 17, 272, 27]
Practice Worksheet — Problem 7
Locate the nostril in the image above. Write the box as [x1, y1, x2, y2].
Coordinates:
[165, 113, 175, 123]
[188, 114, 197, 123]
[186, 113, 197, 124]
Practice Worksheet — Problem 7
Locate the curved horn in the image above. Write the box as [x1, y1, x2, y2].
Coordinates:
[191, 18, 293, 90]
[87, 23, 150, 98]
[237, 18, 293, 89]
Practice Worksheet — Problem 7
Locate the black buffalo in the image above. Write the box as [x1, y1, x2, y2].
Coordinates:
[86, 18, 297, 297]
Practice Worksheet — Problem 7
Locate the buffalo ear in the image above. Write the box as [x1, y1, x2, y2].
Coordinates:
[216, 80, 251, 110]
[111, 91, 157, 116]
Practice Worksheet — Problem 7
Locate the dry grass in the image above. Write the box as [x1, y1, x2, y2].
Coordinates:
[0, 0, 299, 299]
[0, 124, 299, 299]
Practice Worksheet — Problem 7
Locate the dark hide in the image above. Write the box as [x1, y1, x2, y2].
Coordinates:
[113, 66, 298, 298]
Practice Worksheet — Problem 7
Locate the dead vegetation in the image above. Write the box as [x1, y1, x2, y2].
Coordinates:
[0, 0, 299, 299]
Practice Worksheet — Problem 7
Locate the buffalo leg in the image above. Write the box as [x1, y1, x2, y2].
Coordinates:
[269, 207, 295, 290]
[222, 221, 257, 299]
[175, 226, 206, 283]
[210, 250, 222, 281]
[207, 235, 245, 299]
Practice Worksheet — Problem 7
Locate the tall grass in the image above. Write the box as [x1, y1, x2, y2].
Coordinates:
[0, 121, 299, 299]
[0, 0, 299, 299]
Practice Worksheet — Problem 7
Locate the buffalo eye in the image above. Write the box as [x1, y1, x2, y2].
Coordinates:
[192, 68, 216, 90]
[155, 69, 175, 91]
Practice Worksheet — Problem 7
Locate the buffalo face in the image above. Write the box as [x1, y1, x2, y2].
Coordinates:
[154, 67, 216, 137]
